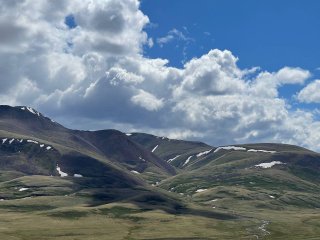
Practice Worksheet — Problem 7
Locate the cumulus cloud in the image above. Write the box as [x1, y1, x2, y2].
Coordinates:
[249, 67, 311, 99]
[131, 89, 164, 111]
[173, 49, 245, 97]
[275, 67, 310, 85]
[297, 80, 320, 103]
[0, 0, 320, 151]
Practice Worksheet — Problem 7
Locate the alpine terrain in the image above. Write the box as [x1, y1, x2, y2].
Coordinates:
[0, 105, 319, 240]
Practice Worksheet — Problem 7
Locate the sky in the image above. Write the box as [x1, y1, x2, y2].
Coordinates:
[0, 0, 320, 150]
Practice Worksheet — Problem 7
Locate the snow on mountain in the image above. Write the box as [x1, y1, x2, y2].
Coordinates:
[196, 149, 212, 157]
[214, 146, 247, 153]
[255, 161, 285, 169]
[151, 145, 159, 152]
[183, 155, 193, 166]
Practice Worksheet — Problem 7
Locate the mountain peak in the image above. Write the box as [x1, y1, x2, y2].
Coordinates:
[0, 105, 42, 116]
[18, 106, 42, 117]
[0, 105, 64, 135]
[0, 105, 59, 123]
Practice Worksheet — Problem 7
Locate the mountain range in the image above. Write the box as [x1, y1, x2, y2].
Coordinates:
[0, 105, 319, 240]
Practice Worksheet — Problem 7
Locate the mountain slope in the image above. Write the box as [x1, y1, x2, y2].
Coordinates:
[128, 132, 213, 168]
[158, 143, 320, 211]
[0, 106, 175, 181]
[0, 105, 319, 239]
[75, 130, 176, 176]
[0, 105, 185, 214]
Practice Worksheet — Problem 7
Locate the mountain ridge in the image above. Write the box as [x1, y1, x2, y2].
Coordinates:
[0, 105, 319, 239]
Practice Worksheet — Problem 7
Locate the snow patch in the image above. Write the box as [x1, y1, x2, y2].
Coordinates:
[131, 170, 140, 174]
[2, 138, 7, 144]
[19, 188, 29, 192]
[182, 155, 193, 166]
[269, 195, 275, 199]
[40, 144, 44, 148]
[56, 165, 68, 177]
[214, 146, 246, 153]
[26, 107, 40, 116]
[196, 149, 212, 157]
[195, 189, 207, 193]
[27, 140, 39, 144]
[126, 133, 132, 136]
[152, 181, 160, 186]
[139, 156, 146, 162]
[167, 155, 181, 163]
[9, 139, 15, 144]
[151, 145, 158, 152]
[248, 149, 276, 154]
[74, 174, 83, 178]
[255, 161, 284, 169]
[46, 146, 52, 150]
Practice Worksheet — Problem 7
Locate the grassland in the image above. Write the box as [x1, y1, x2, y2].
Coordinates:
[0, 175, 318, 240]
[0, 197, 319, 239]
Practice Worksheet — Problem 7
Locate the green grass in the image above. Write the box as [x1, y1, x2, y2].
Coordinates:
[0, 107, 320, 239]
[0, 167, 317, 239]
[0, 204, 318, 239]
[47, 210, 89, 219]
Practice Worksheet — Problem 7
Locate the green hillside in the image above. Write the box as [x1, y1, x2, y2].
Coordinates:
[0, 105, 319, 239]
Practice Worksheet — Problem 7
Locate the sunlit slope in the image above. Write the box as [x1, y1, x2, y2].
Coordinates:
[159, 143, 320, 211]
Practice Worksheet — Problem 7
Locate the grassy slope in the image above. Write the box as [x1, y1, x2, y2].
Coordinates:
[0, 106, 319, 239]
[0, 195, 318, 239]
[0, 143, 318, 239]
[128, 133, 213, 169]
[153, 144, 320, 239]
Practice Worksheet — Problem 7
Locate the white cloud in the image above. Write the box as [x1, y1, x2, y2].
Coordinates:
[297, 80, 320, 103]
[0, 0, 320, 152]
[108, 67, 144, 86]
[174, 49, 245, 97]
[249, 67, 311, 99]
[147, 38, 154, 48]
[131, 89, 164, 111]
[157, 35, 174, 47]
[275, 67, 310, 85]
[157, 28, 193, 47]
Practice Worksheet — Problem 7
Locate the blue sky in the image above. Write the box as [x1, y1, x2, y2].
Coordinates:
[1, 0, 320, 150]
[141, 0, 320, 71]
[141, 0, 320, 109]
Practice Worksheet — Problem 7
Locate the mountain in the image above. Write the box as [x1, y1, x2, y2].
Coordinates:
[128, 133, 320, 210]
[127, 132, 213, 168]
[157, 143, 320, 210]
[0, 105, 175, 179]
[0, 105, 180, 209]
[0, 105, 319, 239]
